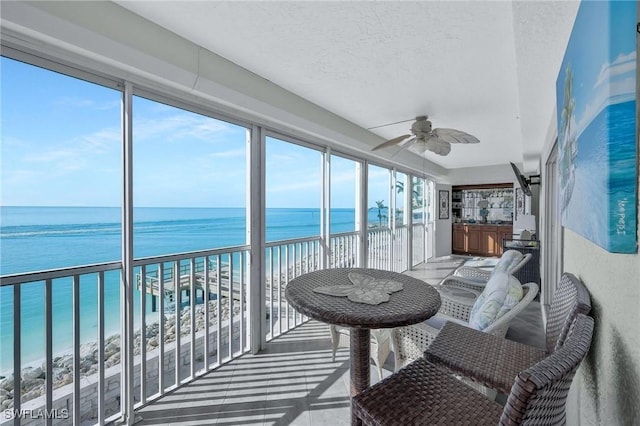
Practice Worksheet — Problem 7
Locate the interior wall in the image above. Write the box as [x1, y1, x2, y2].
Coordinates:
[434, 183, 452, 257]
[563, 226, 640, 425]
[445, 163, 516, 185]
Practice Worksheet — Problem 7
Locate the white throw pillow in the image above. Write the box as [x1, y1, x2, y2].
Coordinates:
[493, 250, 524, 274]
[468, 272, 523, 331]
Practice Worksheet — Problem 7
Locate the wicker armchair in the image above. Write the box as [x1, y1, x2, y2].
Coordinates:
[424, 272, 592, 395]
[352, 313, 594, 426]
[392, 281, 538, 371]
[329, 325, 390, 380]
[453, 250, 532, 284]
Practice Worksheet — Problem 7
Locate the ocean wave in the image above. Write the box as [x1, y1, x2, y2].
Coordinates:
[1, 223, 121, 238]
[0, 217, 250, 238]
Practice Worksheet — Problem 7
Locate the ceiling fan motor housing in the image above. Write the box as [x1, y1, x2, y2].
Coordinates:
[411, 117, 432, 134]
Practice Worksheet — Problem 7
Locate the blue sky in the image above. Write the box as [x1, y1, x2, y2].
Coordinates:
[1, 57, 396, 209]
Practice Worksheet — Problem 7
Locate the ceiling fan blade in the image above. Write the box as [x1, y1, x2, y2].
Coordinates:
[371, 134, 412, 151]
[416, 137, 452, 156]
[390, 137, 418, 158]
[432, 128, 480, 144]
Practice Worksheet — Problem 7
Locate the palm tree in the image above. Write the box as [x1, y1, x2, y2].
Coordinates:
[561, 65, 575, 144]
[369, 200, 388, 227]
[561, 64, 578, 163]
[559, 64, 576, 212]
[396, 181, 423, 209]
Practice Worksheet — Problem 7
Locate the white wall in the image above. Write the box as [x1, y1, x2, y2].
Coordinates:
[539, 17, 640, 422]
[563, 227, 640, 425]
[539, 87, 639, 426]
[434, 183, 452, 257]
[444, 164, 516, 185]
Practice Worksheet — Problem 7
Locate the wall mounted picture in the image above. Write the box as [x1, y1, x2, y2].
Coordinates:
[515, 188, 525, 221]
[438, 190, 449, 220]
[556, 0, 637, 253]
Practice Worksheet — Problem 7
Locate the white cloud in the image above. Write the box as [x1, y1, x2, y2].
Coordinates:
[134, 113, 236, 144]
[594, 51, 636, 88]
[368, 168, 391, 179]
[575, 74, 636, 138]
[54, 97, 120, 111]
[570, 51, 637, 138]
[208, 148, 246, 158]
[0, 136, 29, 148]
[330, 169, 357, 184]
[25, 128, 119, 164]
[267, 153, 302, 163]
[269, 180, 320, 193]
[0, 169, 43, 185]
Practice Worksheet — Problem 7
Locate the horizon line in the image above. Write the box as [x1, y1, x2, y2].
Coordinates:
[0, 205, 361, 209]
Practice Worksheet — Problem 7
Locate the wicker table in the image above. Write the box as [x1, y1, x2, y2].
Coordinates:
[285, 268, 441, 426]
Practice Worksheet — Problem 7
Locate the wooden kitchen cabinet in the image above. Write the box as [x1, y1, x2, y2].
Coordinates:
[467, 227, 482, 254]
[452, 224, 513, 257]
[497, 227, 514, 252]
[480, 226, 499, 256]
[453, 225, 466, 252]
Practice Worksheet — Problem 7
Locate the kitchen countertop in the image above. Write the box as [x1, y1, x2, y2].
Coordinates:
[453, 222, 513, 226]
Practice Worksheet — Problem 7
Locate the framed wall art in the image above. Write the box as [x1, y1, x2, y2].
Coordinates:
[556, 0, 637, 253]
[515, 188, 525, 221]
[438, 190, 449, 220]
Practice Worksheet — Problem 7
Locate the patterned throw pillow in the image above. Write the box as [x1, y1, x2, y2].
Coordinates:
[468, 272, 523, 331]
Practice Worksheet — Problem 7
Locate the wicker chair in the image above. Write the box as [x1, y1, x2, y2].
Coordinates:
[424, 272, 592, 395]
[329, 325, 390, 380]
[453, 250, 532, 285]
[392, 281, 538, 371]
[352, 313, 594, 426]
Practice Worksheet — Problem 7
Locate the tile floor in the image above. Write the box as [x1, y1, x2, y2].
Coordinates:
[135, 256, 544, 425]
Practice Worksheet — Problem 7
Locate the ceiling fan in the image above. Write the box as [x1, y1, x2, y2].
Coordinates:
[370, 115, 479, 156]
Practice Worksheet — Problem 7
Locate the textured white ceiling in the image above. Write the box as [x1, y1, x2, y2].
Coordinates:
[116, 1, 579, 172]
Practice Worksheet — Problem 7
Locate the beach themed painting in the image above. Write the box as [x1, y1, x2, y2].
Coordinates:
[556, 0, 637, 253]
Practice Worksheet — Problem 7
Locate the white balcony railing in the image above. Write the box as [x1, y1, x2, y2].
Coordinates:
[264, 236, 320, 341]
[0, 226, 421, 425]
[412, 223, 426, 267]
[367, 227, 391, 270]
[329, 231, 359, 269]
[0, 245, 250, 426]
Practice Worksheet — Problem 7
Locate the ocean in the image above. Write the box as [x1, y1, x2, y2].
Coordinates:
[0, 206, 377, 374]
[562, 101, 637, 253]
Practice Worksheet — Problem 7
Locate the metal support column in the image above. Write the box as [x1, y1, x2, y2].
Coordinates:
[321, 149, 331, 269]
[120, 81, 135, 425]
[356, 162, 368, 267]
[248, 125, 266, 353]
[406, 174, 413, 271]
[389, 169, 396, 270]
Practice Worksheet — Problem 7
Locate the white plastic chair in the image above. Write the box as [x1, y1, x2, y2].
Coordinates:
[329, 325, 391, 380]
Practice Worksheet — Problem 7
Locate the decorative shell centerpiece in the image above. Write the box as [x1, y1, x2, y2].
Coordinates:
[312, 272, 404, 305]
